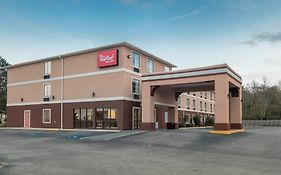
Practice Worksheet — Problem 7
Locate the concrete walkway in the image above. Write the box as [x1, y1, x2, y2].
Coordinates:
[80, 130, 146, 141]
[0, 127, 120, 132]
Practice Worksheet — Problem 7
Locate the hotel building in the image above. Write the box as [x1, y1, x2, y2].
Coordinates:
[6, 42, 243, 130]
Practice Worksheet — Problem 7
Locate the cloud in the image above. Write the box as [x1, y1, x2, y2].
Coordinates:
[125, 9, 199, 33]
[243, 31, 281, 46]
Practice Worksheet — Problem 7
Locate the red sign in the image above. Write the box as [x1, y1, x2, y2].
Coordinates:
[97, 49, 118, 67]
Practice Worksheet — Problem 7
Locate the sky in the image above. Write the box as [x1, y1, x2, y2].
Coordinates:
[0, 0, 281, 85]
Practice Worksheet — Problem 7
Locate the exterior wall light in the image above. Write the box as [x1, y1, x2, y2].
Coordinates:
[127, 55, 131, 59]
[92, 92, 95, 97]
[20, 98, 24, 102]
[52, 96, 55, 100]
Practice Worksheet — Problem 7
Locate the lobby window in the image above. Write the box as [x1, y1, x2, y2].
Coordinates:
[43, 61, 51, 79]
[43, 84, 51, 101]
[193, 99, 196, 110]
[132, 51, 140, 72]
[132, 78, 140, 95]
[200, 101, 203, 111]
[147, 58, 154, 73]
[42, 109, 51, 124]
[187, 98, 190, 110]
[95, 108, 118, 129]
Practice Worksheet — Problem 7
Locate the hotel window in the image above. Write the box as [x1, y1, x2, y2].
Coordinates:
[193, 99, 196, 110]
[132, 51, 140, 72]
[44, 84, 51, 98]
[205, 102, 207, 112]
[43, 61, 51, 79]
[95, 108, 118, 129]
[210, 104, 213, 113]
[42, 109, 51, 124]
[132, 78, 140, 95]
[147, 58, 154, 73]
[210, 92, 213, 100]
[165, 66, 171, 71]
[200, 101, 203, 111]
[205, 91, 207, 99]
[200, 92, 203, 98]
[178, 96, 181, 108]
[187, 98, 190, 110]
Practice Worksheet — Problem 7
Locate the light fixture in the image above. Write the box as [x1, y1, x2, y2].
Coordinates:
[127, 55, 131, 59]
[20, 98, 24, 102]
[92, 92, 95, 97]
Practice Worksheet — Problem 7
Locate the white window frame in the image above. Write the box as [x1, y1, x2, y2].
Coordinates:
[131, 78, 141, 95]
[42, 109, 51, 124]
[132, 51, 141, 69]
[43, 61, 51, 75]
[43, 83, 51, 98]
[164, 66, 171, 72]
[147, 58, 154, 73]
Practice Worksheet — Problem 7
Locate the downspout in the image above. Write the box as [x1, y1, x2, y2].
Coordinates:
[59, 56, 64, 130]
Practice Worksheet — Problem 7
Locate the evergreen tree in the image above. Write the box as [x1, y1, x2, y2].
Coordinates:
[0, 56, 10, 115]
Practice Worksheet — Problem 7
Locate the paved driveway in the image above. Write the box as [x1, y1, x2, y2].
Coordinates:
[0, 127, 280, 175]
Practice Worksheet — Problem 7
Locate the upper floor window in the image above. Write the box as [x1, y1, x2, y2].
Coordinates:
[204, 91, 207, 99]
[178, 96, 181, 108]
[193, 99, 196, 110]
[200, 101, 203, 111]
[132, 78, 140, 95]
[204, 102, 207, 112]
[210, 104, 213, 113]
[165, 66, 171, 71]
[132, 51, 140, 72]
[200, 92, 203, 98]
[187, 98, 190, 109]
[44, 84, 51, 97]
[44, 61, 51, 75]
[147, 58, 154, 73]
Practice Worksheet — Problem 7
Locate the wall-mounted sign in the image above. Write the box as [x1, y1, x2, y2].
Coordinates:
[97, 49, 119, 68]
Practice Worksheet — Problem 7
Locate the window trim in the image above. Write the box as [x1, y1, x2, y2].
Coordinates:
[43, 83, 51, 98]
[131, 77, 141, 95]
[147, 58, 154, 73]
[42, 109, 51, 124]
[43, 61, 51, 75]
[131, 50, 141, 69]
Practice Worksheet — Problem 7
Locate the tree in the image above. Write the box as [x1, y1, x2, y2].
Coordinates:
[0, 56, 10, 115]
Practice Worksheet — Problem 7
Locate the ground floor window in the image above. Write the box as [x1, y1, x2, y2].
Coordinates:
[95, 108, 118, 129]
[43, 109, 51, 124]
[74, 108, 93, 128]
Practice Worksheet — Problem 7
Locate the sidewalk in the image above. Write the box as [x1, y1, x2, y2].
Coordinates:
[0, 127, 120, 132]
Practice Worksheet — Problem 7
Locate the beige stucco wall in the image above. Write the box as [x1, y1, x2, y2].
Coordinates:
[7, 45, 169, 105]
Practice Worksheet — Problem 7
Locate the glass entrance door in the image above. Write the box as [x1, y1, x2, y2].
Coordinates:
[133, 107, 142, 129]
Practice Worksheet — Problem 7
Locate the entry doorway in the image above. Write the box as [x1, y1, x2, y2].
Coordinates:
[132, 107, 142, 129]
[24, 110, 31, 128]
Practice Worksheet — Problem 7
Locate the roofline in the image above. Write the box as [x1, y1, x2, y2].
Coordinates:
[142, 63, 242, 81]
[7, 42, 177, 69]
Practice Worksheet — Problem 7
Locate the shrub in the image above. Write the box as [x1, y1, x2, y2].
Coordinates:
[205, 116, 214, 126]
[193, 115, 201, 126]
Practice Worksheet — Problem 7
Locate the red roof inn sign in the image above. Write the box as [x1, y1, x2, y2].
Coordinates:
[97, 49, 119, 68]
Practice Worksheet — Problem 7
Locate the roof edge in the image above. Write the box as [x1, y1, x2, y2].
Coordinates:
[7, 42, 176, 69]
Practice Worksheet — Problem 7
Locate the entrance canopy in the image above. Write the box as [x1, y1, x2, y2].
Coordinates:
[141, 64, 242, 131]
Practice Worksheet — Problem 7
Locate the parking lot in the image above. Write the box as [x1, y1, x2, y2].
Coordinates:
[0, 127, 281, 175]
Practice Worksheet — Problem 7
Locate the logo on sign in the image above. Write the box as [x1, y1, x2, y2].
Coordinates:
[97, 49, 118, 68]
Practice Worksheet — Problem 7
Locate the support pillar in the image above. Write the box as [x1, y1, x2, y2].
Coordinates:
[230, 87, 243, 129]
[141, 85, 155, 130]
[214, 76, 230, 130]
